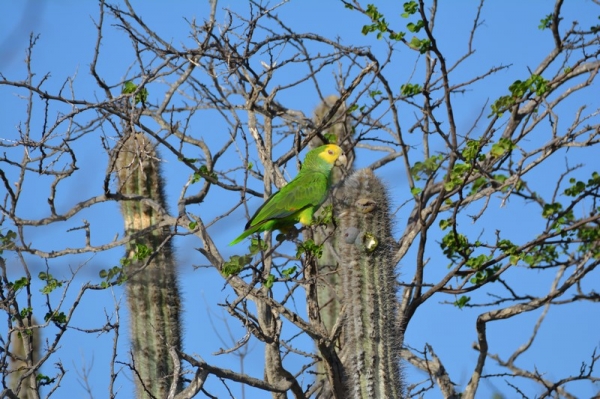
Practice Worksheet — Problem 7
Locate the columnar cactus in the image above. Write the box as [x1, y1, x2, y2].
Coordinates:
[309, 98, 403, 398]
[311, 97, 354, 395]
[8, 317, 40, 399]
[336, 168, 403, 398]
[115, 132, 183, 398]
[310, 95, 355, 180]
[312, 95, 354, 334]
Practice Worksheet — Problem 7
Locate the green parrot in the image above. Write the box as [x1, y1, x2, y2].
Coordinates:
[229, 144, 347, 246]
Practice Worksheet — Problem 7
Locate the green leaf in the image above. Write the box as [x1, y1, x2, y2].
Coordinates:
[454, 295, 470, 309]
[498, 239, 518, 253]
[36, 374, 56, 386]
[222, 254, 252, 277]
[389, 31, 406, 41]
[44, 311, 67, 324]
[323, 133, 338, 144]
[407, 20, 424, 33]
[439, 219, 451, 230]
[361, 25, 372, 35]
[470, 177, 488, 195]
[249, 237, 268, 255]
[409, 36, 421, 49]
[191, 172, 202, 184]
[489, 95, 514, 117]
[538, 14, 552, 30]
[465, 254, 492, 269]
[410, 154, 443, 180]
[493, 174, 507, 184]
[441, 231, 471, 261]
[188, 221, 198, 230]
[445, 162, 471, 192]
[411, 186, 422, 196]
[122, 81, 148, 105]
[192, 165, 218, 183]
[542, 202, 563, 218]
[408, 37, 431, 53]
[402, 1, 418, 16]
[489, 138, 516, 158]
[462, 140, 481, 162]
[400, 82, 422, 97]
[122, 81, 137, 94]
[444, 180, 457, 191]
[264, 274, 275, 289]
[529, 75, 549, 96]
[134, 243, 152, 260]
[11, 277, 29, 291]
[313, 204, 334, 226]
[365, 4, 383, 20]
[564, 180, 586, 197]
[296, 239, 323, 259]
[19, 307, 33, 318]
[135, 87, 148, 105]
[179, 156, 199, 163]
[39, 272, 63, 295]
[490, 74, 549, 117]
[282, 266, 297, 278]
[0, 229, 16, 253]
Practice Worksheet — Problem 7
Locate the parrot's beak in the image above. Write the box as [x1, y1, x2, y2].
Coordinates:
[336, 152, 348, 167]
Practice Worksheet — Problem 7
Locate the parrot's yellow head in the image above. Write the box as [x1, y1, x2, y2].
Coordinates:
[318, 144, 347, 167]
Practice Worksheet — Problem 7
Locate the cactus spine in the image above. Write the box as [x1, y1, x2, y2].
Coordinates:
[336, 168, 403, 398]
[115, 132, 183, 398]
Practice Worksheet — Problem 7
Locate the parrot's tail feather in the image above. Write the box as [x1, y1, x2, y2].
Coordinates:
[229, 232, 249, 246]
[229, 220, 272, 246]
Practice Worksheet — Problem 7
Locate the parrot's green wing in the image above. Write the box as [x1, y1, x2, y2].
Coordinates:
[229, 144, 344, 246]
[228, 171, 329, 246]
[248, 171, 329, 229]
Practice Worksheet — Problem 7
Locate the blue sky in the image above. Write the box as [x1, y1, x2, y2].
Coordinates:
[1, 1, 599, 398]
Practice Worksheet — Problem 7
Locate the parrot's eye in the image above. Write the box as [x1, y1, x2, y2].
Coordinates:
[328, 150, 334, 155]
